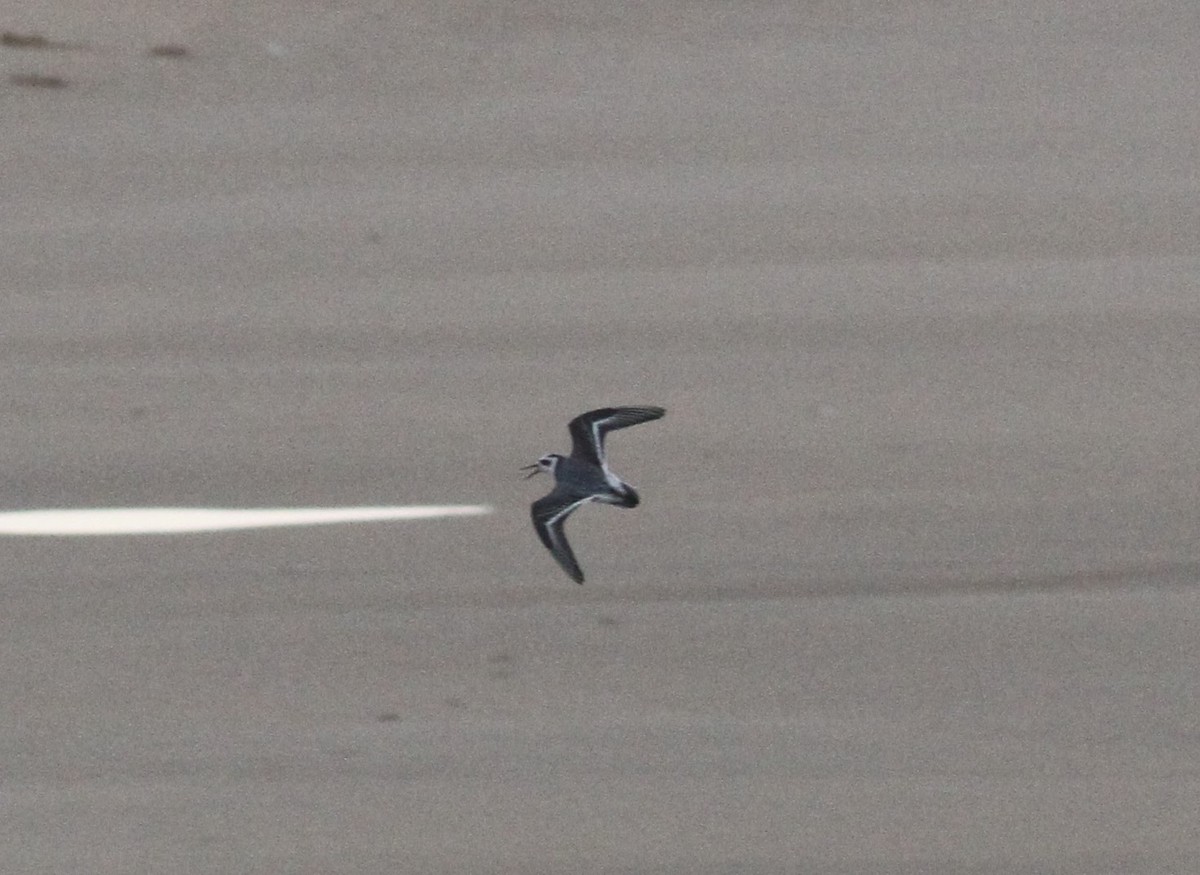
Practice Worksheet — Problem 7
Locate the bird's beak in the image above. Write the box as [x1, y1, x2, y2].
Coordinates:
[521, 464, 540, 479]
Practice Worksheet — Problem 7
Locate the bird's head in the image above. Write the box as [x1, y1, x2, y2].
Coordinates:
[521, 453, 562, 479]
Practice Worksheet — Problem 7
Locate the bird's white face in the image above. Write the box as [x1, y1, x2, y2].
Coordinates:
[522, 453, 561, 478]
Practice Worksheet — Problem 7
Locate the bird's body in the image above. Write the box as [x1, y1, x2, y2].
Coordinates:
[524, 406, 665, 583]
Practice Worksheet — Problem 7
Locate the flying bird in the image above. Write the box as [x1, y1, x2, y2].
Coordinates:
[523, 406, 665, 583]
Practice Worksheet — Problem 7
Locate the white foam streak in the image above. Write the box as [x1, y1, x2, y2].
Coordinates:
[0, 505, 492, 536]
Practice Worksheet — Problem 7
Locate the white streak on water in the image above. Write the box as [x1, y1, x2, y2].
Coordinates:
[0, 505, 493, 536]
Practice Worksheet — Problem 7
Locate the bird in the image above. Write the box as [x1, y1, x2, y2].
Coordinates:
[523, 406, 665, 583]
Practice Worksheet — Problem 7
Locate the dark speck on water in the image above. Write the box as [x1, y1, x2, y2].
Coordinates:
[9, 73, 68, 88]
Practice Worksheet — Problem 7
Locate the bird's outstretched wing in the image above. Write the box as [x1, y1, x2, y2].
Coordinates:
[568, 406, 665, 468]
[531, 489, 594, 583]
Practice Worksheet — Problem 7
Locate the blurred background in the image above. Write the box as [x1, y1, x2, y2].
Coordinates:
[2, 2, 1198, 872]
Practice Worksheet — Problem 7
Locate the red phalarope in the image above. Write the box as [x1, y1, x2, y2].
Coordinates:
[523, 406, 665, 583]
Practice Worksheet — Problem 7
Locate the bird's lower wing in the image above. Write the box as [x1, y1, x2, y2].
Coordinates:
[531, 492, 593, 583]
